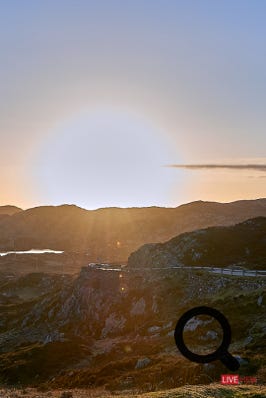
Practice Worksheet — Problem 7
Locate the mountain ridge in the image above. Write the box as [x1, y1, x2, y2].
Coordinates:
[1, 199, 266, 263]
[0, 205, 23, 215]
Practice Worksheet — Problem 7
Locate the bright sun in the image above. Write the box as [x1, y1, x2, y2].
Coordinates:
[33, 109, 178, 209]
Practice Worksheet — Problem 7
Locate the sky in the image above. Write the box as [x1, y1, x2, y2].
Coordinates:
[0, 0, 266, 209]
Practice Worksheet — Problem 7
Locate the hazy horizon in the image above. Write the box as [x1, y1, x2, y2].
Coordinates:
[2, 196, 266, 213]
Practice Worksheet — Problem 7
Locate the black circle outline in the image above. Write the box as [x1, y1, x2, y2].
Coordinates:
[174, 306, 231, 363]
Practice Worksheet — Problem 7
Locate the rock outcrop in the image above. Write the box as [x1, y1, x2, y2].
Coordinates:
[128, 217, 266, 269]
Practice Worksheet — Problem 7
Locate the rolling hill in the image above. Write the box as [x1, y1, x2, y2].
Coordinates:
[0, 199, 266, 264]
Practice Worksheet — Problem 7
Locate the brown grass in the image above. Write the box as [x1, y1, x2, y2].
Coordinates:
[0, 384, 265, 398]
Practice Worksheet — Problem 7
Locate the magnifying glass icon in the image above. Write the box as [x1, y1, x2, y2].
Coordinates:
[174, 306, 240, 371]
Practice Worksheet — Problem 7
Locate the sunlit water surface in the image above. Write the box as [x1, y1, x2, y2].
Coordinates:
[0, 249, 63, 256]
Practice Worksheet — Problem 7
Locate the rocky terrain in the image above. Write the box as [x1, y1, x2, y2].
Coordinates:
[0, 199, 266, 264]
[128, 217, 266, 269]
[0, 205, 265, 394]
[0, 264, 265, 392]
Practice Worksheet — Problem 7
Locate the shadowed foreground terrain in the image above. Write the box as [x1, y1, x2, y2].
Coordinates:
[0, 265, 265, 391]
[0, 384, 266, 397]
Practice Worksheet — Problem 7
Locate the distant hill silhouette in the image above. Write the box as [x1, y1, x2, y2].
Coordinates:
[0, 205, 22, 216]
[0, 206, 23, 223]
[128, 217, 266, 269]
[0, 199, 266, 262]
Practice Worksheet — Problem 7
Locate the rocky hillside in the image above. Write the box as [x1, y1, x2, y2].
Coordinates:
[128, 217, 266, 269]
[0, 265, 265, 390]
[0, 199, 266, 263]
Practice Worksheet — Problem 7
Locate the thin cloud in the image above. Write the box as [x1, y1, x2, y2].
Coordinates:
[167, 164, 266, 171]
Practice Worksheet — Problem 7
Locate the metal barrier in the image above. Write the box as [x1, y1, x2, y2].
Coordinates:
[90, 263, 266, 277]
[187, 266, 266, 277]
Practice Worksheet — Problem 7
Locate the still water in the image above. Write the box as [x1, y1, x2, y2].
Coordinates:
[0, 249, 63, 256]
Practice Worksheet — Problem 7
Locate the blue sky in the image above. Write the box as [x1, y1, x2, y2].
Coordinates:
[1, 1, 266, 208]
